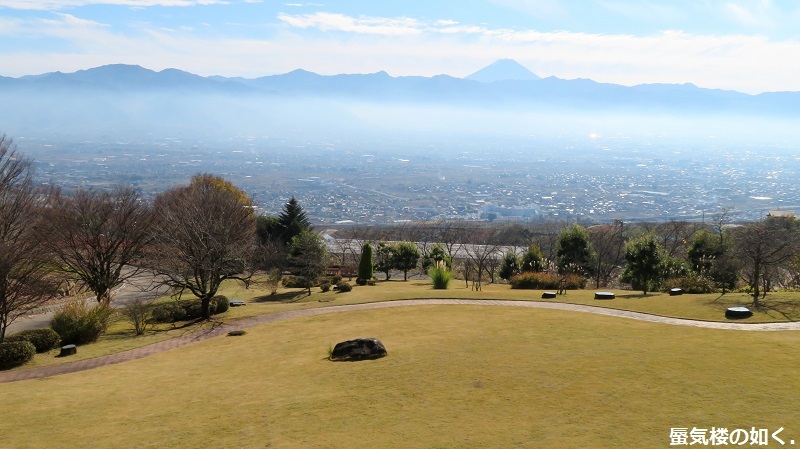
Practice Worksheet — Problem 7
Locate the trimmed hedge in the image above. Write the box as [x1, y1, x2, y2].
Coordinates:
[213, 295, 229, 314]
[336, 281, 353, 293]
[0, 341, 36, 370]
[5, 328, 61, 353]
[509, 272, 586, 290]
[320, 282, 332, 292]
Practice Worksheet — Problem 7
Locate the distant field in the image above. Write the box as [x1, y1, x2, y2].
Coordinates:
[2, 305, 799, 448]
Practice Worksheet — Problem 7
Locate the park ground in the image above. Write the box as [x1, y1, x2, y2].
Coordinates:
[2, 281, 800, 448]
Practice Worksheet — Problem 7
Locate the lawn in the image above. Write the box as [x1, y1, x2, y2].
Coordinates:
[2, 305, 799, 448]
[12, 279, 800, 370]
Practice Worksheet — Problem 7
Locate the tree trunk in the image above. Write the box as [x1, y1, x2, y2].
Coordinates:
[752, 258, 761, 307]
[202, 296, 212, 320]
[403, 270, 408, 281]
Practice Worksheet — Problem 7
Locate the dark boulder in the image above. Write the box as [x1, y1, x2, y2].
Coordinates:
[59, 344, 77, 357]
[330, 338, 387, 361]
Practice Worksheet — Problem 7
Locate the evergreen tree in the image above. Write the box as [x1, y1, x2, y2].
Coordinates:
[288, 229, 327, 296]
[422, 243, 452, 270]
[278, 197, 311, 244]
[393, 241, 421, 281]
[357, 242, 374, 284]
[521, 244, 546, 272]
[621, 233, 666, 295]
[556, 224, 595, 275]
[499, 250, 520, 281]
[374, 242, 395, 280]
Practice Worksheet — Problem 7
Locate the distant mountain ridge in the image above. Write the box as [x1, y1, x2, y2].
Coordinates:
[1, 60, 798, 117]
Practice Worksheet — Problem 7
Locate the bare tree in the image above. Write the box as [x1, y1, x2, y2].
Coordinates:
[652, 220, 700, 258]
[41, 186, 153, 305]
[462, 227, 501, 291]
[733, 217, 800, 306]
[588, 220, 627, 288]
[148, 174, 257, 319]
[0, 135, 58, 342]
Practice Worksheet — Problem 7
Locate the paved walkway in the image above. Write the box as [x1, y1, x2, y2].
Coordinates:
[3, 299, 799, 384]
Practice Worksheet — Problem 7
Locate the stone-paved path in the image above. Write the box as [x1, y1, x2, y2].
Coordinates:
[3, 299, 799, 384]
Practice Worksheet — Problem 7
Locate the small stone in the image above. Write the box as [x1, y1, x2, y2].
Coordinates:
[330, 338, 387, 361]
[227, 330, 246, 336]
[59, 344, 77, 357]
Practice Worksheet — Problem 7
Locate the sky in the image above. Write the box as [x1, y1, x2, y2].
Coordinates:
[1, 0, 799, 93]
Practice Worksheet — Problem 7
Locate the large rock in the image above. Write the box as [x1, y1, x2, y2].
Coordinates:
[330, 338, 387, 361]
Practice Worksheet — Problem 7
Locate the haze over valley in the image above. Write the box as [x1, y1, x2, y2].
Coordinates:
[3, 59, 798, 224]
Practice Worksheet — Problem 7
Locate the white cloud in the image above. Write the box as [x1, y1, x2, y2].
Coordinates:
[0, 0, 226, 10]
[2, 10, 799, 94]
[277, 12, 424, 36]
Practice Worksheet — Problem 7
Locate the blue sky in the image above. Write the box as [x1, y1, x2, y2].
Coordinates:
[1, 0, 799, 93]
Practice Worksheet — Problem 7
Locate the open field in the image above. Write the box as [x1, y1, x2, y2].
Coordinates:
[10, 280, 800, 371]
[2, 305, 799, 448]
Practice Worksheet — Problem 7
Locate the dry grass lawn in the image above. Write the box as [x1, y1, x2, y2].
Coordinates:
[14, 279, 800, 371]
[2, 305, 799, 448]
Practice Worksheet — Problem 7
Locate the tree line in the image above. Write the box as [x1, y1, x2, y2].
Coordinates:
[0, 135, 326, 342]
[332, 212, 800, 303]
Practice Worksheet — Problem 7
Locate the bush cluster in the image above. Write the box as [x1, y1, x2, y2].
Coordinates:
[151, 296, 229, 323]
[665, 273, 717, 294]
[509, 272, 586, 290]
[282, 276, 311, 289]
[51, 301, 113, 346]
[5, 328, 61, 353]
[336, 281, 352, 292]
[0, 341, 36, 370]
[320, 282, 332, 292]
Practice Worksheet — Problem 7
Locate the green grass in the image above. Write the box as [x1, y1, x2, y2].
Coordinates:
[2, 305, 799, 448]
[14, 279, 800, 371]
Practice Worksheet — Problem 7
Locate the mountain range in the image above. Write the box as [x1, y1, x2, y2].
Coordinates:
[1, 59, 797, 116]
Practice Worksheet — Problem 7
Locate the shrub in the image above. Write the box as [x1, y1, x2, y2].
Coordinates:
[152, 302, 187, 323]
[183, 300, 206, 320]
[355, 278, 368, 286]
[366, 279, 377, 286]
[428, 262, 452, 289]
[331, 274, 343, 284]
[509, 272, 586, 290]
[320, 282, 332, 292]
[282, 276, 311, 289]
[336, 281, 353, 293]
[152, 298, 228, 323]
[5, 328, 61, 353]
[212, 295, 230, 314]
[51, 300, 113, 345]
[0, 341, 36, 370]
[665, 273, 717, 294]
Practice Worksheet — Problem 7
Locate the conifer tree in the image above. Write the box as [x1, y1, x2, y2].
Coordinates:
[358, 242, 374, 284]
[278, 196, 311, 244]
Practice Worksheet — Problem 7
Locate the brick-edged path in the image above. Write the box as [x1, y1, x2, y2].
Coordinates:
[3, 299, 799, 384]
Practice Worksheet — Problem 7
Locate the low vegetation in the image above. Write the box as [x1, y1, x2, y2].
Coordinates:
[2, 306, 799, 448]
[50, 300, 113, 346]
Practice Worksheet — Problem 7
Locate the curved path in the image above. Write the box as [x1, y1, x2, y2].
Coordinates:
[2, 299, 799, 384]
